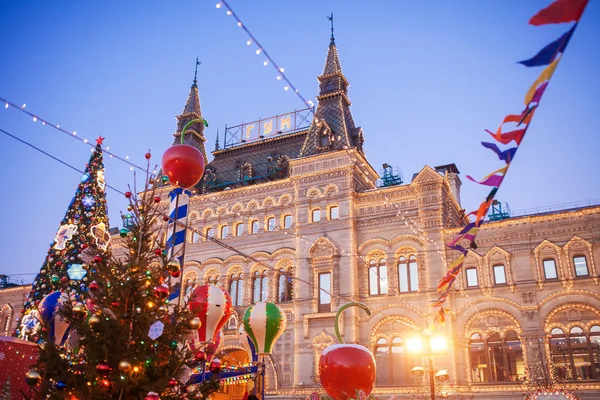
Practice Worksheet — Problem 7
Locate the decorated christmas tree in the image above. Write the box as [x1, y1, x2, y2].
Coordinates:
[25, 163, 220, 399]
[16, 137, 110, 341]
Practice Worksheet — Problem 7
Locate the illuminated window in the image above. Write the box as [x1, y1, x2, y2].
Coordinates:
[311, 209, 321, 223]
[220, 225, 229, 239]
[267, 217, 276, 232]
[277, 268, 293, 302]
[376, 337, 413, 386]
[465, 267, 478, 287]
[398, 255, 418, 293]
[469, 331, 524, 383]
[493, 264, 506, 285]
[550, 326, 598, 380]
[318, 272, 331, 312]
[329, 205, 339, 220]
[251, 220, 260, 234]
[192, 231, 200, 243]
[236, 223, 244, 237]
[368, 258, 388, 295]
[205, 227, 214, 240]
[283, 214, 292, 229]
[252, 271, 268, 303]
[229, 273, 244, 306]
[573, 255, 589, 277]
[543, 258, 558, 280]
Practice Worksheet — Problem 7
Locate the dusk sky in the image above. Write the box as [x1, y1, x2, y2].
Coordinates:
[1, 1, 599, 281]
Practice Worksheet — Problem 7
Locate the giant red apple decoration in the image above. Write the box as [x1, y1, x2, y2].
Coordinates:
[319, 302, 376, 400]
[161, 118, 207, 189]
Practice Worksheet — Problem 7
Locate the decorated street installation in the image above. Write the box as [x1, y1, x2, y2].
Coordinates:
[162, 118, 208, 304]
[243, 301, 287, 398]
[319, 302, 376, 400]
[238, 324, 259, 364]
[432, 0, 590, 324]
[16, 137, 110, 341]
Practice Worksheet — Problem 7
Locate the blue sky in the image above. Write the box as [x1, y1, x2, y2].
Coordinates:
[1, 0, 599, 280]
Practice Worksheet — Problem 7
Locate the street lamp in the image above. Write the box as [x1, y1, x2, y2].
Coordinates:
[408, 334, 449, 400]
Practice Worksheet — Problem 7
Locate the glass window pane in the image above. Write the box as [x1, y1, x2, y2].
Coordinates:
[380, 265, 388, 295]
[493, 265, 506, 285]
[253, 277, 261, 302]
[206, 228, 214, 238]
[330, 206, 339, 220]
[466, 268, 478, 287]
[369, 267, 378, 295]
[398, 262, 408, 293]
[312, 209, 321, 223]
[409, 260, 418, 291]
[284, 215, 292, 229]
[267, 217, 275, 232]
[573, 256, 589, 277]
[192, 232, 200, 243]
[236, 223, 244, 236]
[252, 221, 259, 234]
[319, 273, 331, 304]
[230, 280, 238, 306]
[543, 259, 557, 280]
[237, 276, 244, 306]
[221, 225, 229, 238]
[261, 277, 268, 301]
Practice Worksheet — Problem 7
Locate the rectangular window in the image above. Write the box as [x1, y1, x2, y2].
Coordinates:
[267, 217, 276, 232]
[329, 206, 339, 220]
[312, 209, 321, 223]
[493, 264, 506, 285]
[543, 259, 558, 280]
[318, 272, 331, 312]
[205, 227, 214, 240]
[408, 259, 418, 292]
[573, 256, 589, 277]
[220, 225, 229, 239]
[251, 220, 259, 234]
[236, 223, 244, 237]
[369, 267, 379, 295]
[466, 268, 478, 287]
[192, 231, 200, 243]
[398, 264, 408, 293]
[283, 214, 292, 229]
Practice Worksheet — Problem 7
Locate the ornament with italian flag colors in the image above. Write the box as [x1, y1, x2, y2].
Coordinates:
[319, 302, 376, 400]
[188, 285, 232, 343]
[242, 301, 287, 355]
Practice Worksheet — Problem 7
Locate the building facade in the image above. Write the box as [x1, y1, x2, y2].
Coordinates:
[2, 36, 600, 400]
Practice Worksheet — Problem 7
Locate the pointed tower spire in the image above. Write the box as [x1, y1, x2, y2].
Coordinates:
[173, 58, 209, 165]
[299, 19, 364, 157]
[214, 129, 220, 151]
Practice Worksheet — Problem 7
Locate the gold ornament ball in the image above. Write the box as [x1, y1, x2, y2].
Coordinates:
[119, 360, 132, 373]
[73, 303, 86, 314]
[189, 317, 201, 330]
[89, 314, 102, 326]
[25, 369, 42, 386]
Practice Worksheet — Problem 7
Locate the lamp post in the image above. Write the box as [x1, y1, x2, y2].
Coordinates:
[408, 333, 448, 400]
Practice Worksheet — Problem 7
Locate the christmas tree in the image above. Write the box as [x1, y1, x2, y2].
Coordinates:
[26, 164, 220, 399]
[16, 137, 110, 341]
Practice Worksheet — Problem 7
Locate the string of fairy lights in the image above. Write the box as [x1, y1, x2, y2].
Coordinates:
[215, 0, 315, 109]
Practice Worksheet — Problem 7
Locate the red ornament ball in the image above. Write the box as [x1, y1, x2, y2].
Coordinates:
[154, 249, 162, 256]
[170, 269, 181, 278]
[80, 243, 88, 250]
[89, 281, 99, 291]
[145, 392, 161, 400]
[145, 152, 152, 159]
[125, 191, 132, 198]
[194, 351, 206, 363]
[209, 358, 221, 374]
[56, 261, 63, 267]
[61, 276, 68, 283]
[94, 255, 102, 263]
[111, 301, 120, 308]
[154, 285, 169, 299]
[163, 215, 169, 222]
[168, 378, 178, 387]
[154, 196, 161, 203]
[161, 144, 205, 189]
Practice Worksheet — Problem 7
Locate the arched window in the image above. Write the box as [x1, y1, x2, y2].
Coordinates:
[573, 255, 589, 277]
[267, 217, 276, 232]
[236, 223, 244, 237]
[398, 255, 418, 293]
[251, 220, 260, 234]
[543, 258, 558, 280]
[329, 205, 339, 220]
[229, 273, 244, 306]
[206, 274, 218, 286]
[469, 332, 524, 382]
[192, 231, 200, 243]
[283, 214, 293, 229]
[220, 225, 229, 239]
[549, 328, 569, 380]
[277, 268, 293, 302]
[569, 326, 593, 379]
[368, 258, 388, 295]
[205, 227, 214, 240]
[252, 271, 268, 303]
[374, 333, 415, 386]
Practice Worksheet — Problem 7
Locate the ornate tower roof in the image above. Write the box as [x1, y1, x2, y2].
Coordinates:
[299, 36, 363, 157]
[173, 66, 208, 165]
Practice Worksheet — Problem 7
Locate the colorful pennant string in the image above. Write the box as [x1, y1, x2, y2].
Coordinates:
[431, 0, 588, 327]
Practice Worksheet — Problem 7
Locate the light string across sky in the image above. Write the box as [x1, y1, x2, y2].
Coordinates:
[215, 0, 315, 109]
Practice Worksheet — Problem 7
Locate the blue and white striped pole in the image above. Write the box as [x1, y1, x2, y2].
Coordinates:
[166, 187, 191, 304]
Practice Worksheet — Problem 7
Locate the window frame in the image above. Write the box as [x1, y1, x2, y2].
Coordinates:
[229, 273, 244, 307]
[283, 214, 293, 229]
[318, 272, 332, 312]
[252, 270, 268, 303]
[205, 227, 214, 241]
[329, 205, 340, 220]
[277, 268, 293, 302]
[266, 216, 276, 232]
[311, 208, 321, 223]
[368, 258, 388, 296]
[220, 224, 229, 239]
[542, 258, 558, 280]
[465, 267, 479, 287]
[573, 255, 589, 277]
[250, 220, 260, 235]
[235, 222, 244, 237]
[493, 264, 507, 285]
[398, 254, 419, 293]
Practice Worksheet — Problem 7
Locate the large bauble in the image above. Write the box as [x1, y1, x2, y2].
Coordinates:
[161, 144, 205, 189]
[319, 343, 376, 400]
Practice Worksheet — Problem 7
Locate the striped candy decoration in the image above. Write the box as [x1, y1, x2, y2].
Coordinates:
[188, 284, 232, 343]
[243, 301, 287, 355]
[166, 187, 191, 302]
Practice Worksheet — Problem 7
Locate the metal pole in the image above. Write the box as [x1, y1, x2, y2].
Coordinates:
[428, 339, 435, 400]
[261, 357, 266, 400]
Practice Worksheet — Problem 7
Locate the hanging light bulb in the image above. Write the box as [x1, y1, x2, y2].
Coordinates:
[255, 49, 262, 55]
[279, 67, 285, 72]
[21, 103, 26, 109]
[237, 22, 242, 27]
[246, 39, 252, 46]
[284, 86, 289, 91]
[216, 2, 222, 8]
[4, 103, 8, 109]
[33, 116, 37, 122]
[226, 10, 232, 15]
[72, 131, 76, 135]
[276, 76, 282, 80]
[263, 60, 268, 66]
